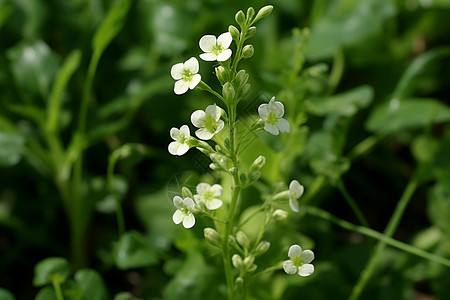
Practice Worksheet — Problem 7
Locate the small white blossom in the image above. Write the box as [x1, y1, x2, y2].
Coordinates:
[168, 125, 191, 156]
[288, 180, 304, 213]
[199, 32, 233, 62]
[172, 196, 196, 228]
[194, 183, 223, 210]
[258, 97, 290, 135]
[283, 244, 314, 277]
[171, 57, 201, 95]
[191, 104, 225, 140]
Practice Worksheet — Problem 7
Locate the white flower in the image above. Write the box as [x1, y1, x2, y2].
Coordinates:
[191, 104, 225, 140]
[168, 125, 191, 156]
[171, 57, 201, 95]
[172, 196, 196, 228]
[199, 32, 233, 62]
[258, 97, 290, 135]
[283, 244, 315, 277]
[194, 183, 223, 210]
[288, 180, 304, 213]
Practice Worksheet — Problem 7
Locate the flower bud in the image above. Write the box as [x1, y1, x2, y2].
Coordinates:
[246, 7, 255, 21]
[249, 171, 261, 183]
[215, 66, 227, 85]
[247, 264, 257, 273]
[204, 227, 221, 246]
[243, 255, 255, 270]
[272, 190, 290, 201]
[240, 83, 251, 97]
[235, 10, 245, 28]
[229, 235, 237, 247]
[246, 26, 256, 39]
[210, 153, 232, 170]
[273, 209, 289, 220]
[209, 163, 221, 171]
[253, 5, 273, 23]
[232, 254, 243, 269]
[242, 45, 254, 59]
[228, 25, 240, 42]
[235, 70, 249, 89]
[240, 172, 247, 185]
[182, 187, 193, 198]
[236, 231, 250, 249]
[222, 82, 235, 102]
[255, 240, 270, 256]
[250, 155, 266, 172]
[235, 277, 244, 286]
[229, 167, 238, 175]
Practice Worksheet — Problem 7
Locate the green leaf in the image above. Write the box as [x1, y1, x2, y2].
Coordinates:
[92, 0, 131, 55]
[306, 85, 374, 117]
[0, 288, 16, 300]
[366, 98, 450, 133]
[33, 257, 71, 287]
[427, 183, 450, 237]
[114, 231, 159, 270]
[0, 0, 13, 31]
[114, 292, 142, 300]
[34, 286, 57, 300]
[7, 41, 60, 98]
[0, 131, 25, 167]
[74, 269, 109, 300]
[433, 137, 450, 183]
[305, 0, 396, 59]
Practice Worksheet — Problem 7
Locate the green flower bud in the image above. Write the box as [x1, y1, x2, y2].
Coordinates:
[228, 25, 240, 42]
[209, 163, 221, 171]
[240, 172, 248, 185]
[235, 70, 249, 89]
[232, 254, 243, 269]
[210, 153, 232, 171]
[242, 44, 254, 59]
[236, 231, 250, 249]
[246, 7, 255, 21]
[229, 167, 238, 175]
[247, 264, 257, 273]
[240, 83, 251, 97]
[272, 209, 289, 220]
[235, 276, 244, 286]
[272, 190, 290, 201]
[243, 255, 255, 270]
[250, 155, 266, 172]
[255, 240, 270, 256]
[229, 235, 237, 247]
[249, 171, 261, 183]
[253, 5, 273, 23]
[204, 227, 221, 246]
[182, 187, 193, 198]
[222, 82, 235, 102]
[215, 66, 227, 85]
[246, 26, 256, 39]
[235, 10, 245, 28]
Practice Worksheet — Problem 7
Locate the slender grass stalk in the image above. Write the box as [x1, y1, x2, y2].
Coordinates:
[336, 179, 369, 227]
[107, 149, 126, 236]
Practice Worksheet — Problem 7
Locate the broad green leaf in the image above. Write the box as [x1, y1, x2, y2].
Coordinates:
[306, 85, 374, 117]
[305, 0, 396, 59]
[411, 135, 439, 163]
[427, 183, 450, 237]
[92, 0, 131, 55]
[34, 286, 57, 300]
[74, 269, 109, 300]
[0, 288, 15, 300]
[114, 231, 158, 270]
[7, 41, 59, 98]
[0, 131, 25, 167]
[33, 257, 71, 287]
[366, 98, 450, 133]
[14, 0, 46, 38]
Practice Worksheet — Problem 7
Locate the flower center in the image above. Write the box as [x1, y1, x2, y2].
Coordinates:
[182, 69, 194, 81]
[202, 190, 215, 201]
[203, 115, 218, 133]
[211, 44, 224, 56]
[178, 134, 187, 144]
[292, 255, 304, 267]
[266, 112, 278, 125]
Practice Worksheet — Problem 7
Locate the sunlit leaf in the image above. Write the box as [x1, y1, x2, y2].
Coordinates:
[427, 183, 450, 237]
[0, 131, 25, 167]
[74, 269, 109, 300]
[33, 257, 71, 287]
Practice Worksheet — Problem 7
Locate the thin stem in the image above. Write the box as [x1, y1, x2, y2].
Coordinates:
[52, 276, 65, 300]
[107, 150, 126, 236]
[328, 49, 345, 95]
[336, 179, 369, 227]
[249, 262, 283, 281]
[348, 177, 419, 300]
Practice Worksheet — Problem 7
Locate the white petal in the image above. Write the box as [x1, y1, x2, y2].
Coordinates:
[283, 260, 297, 275]
[174, 80, 189, 95]
[179, 125, 190, 137]
[196, 183, 211, 195]
[184, 57, 199, 74]
[170, 63, 184, 80]
[276, 118, 290, 133]
[168, 141, 180, 155]
[271, 101, 285, 118]
[289, 198, 299, 213]
[217, 49, 232, 61]
[191, 110, 206, 128]
[205, 104, 221, 120]
[289, 180, 304, 199]
[258, 103, 269, 119]
[176, 143, 189, 156]
[172, 210, 184, 224]
[298, 264, 314, 277]
[215, 120, 225, 134]
[288, 245, 302, 259]
[189, 74, 201, 89]
[183, 197, 195, 210]
[264, 123, 279, 135]
[173, 196, 184, 209]
[302, 250, 315, 264]
[170, 127, 180, 140]
[199, 52, 218, 61]
[210, 184, 223, 196]
[195, 128, 214, 140]
[199, 35, 216, 52]
[205, 198, 223, 210]
[217, 32, 232, 48]
[183, 213, 195, 228]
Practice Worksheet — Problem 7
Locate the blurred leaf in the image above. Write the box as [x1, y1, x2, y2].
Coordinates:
[366, 98, 450, 133]
[0, 131, 25, 167]
[411, 135, 439, 163]
[7, 41, 60, 98]
[0, 288, 15, 300]
[14, 0, 46, 38]
[114, 231, 159, 270]
[239, 205, 265, 240]
[0, 0, 13, 30]
[306, 85, 374, 117]
[33, 257, 71, 287]
[427, 183, 450, 237]
[34, 286, 57, 300]
[74, 269, 109, 300]
[114, 292, 142, 300]
[93, 0, 131, 55]
[305, 0, 396, 59]
[433, 137, 450, 182]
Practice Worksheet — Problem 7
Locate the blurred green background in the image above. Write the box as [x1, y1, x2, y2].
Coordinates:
[1, 0, 450, 299]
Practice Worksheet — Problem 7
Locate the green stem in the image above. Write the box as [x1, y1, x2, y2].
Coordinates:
[328, 49, 345, 95]
[249, 262, 283, 281]
[51, 276, 65, 300]
[336, 180, 369, 227]
[348, 177, 419, 300]
[107, 150, 126, 236]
